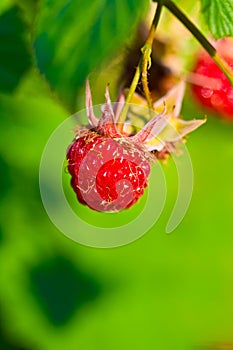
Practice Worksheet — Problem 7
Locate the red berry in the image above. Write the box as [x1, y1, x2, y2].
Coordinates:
[67, 130, 150, 212]
[191, 38, 233, 120]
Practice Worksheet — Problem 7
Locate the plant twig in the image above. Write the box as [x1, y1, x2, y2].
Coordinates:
[141, 1, 163, 111]
[117, 2, 163, 132]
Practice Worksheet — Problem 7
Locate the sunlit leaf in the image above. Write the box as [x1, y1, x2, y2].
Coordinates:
[201, 0, 233, 39]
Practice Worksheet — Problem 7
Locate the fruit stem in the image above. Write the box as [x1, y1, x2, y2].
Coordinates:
[117, 61, 141, 132]
[117, 2, 163, 132]
[141, 1, 163, 111]
[159, 0, 233, 87]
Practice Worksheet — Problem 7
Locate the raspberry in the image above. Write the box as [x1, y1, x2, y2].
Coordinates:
[67, 131, 150, 212]
[66, 81, 204, 212]
[191, 38, 233, 120]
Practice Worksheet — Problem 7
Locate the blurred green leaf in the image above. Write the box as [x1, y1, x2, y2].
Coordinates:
[30, 255, 102, 326]
[0, 7, 31, 93]
[34, 0, 149, 109]
[201, 0, 233, 39]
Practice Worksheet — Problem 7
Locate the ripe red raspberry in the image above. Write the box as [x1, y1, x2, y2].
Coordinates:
[67, 131, 150, 212]
[191, 38, 233, 120]
[66, 81, 204, 212]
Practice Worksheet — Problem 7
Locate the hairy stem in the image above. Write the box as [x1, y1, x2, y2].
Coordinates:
[117, 2, 163, 132]
[141, 0, 163, 112]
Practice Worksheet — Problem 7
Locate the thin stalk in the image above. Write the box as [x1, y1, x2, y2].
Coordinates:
[117, 2, 163, 132]
[117, 62, 141, 130]
[141, 52, 153, 110]
[141, 0, 163, 111]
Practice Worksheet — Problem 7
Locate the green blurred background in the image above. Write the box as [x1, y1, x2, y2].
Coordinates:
[0, 1, 233, 349]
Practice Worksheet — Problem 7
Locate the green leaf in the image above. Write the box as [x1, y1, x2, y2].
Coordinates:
[34, 0, 149, 110]
[0, 6, 31, 93]
[201, 0, 233, 39]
